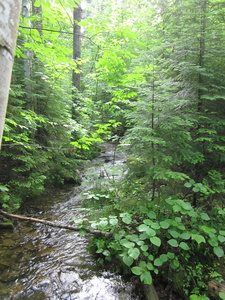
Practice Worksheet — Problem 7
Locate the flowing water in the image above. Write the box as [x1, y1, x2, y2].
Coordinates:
[0, 143, 145, 300]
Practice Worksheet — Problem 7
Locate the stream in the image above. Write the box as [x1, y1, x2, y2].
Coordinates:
[0, 143, 145, 300]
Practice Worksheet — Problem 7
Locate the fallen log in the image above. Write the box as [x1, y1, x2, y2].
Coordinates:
[0, 209, 113, 236]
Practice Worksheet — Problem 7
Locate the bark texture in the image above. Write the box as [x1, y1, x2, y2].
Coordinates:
[0, 0, 22, 149]
[72, 5, 82, 92]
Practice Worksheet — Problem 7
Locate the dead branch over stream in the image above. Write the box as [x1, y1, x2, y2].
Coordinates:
[0, 209, 113, 236]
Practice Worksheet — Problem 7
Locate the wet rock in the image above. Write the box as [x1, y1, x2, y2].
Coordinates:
[0, 221, 14, 230]
[0, 268, 22, 282]
[2, 238, 14, 247]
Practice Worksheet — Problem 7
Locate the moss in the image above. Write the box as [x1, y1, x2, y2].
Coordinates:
[0, 221, 14, 230]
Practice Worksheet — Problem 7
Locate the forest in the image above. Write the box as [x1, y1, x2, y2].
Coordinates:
[1, 0, 225, 299]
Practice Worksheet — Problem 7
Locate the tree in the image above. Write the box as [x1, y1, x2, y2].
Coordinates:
[72, 5, 82, 92]
[0, 0, 22, 149]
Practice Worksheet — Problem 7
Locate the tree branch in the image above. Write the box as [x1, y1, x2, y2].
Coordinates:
[0, 209, 113, 237]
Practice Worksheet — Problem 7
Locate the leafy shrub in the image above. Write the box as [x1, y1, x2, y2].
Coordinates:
[75, 196, 225, 298]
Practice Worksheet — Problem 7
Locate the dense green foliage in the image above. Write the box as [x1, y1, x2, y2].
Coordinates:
[1, 0, 225, 298]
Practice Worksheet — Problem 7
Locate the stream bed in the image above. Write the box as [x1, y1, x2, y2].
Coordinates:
[0, 143, 145, 300]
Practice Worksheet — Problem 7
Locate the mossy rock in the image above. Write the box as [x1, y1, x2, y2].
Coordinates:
[0, 221, 14, 230]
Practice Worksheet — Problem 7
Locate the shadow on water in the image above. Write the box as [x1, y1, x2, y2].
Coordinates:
[0, 143, 145, 300]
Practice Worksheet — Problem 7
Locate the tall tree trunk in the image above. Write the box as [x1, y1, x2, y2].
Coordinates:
[151, 67, 156, 202]
[31, 0, 43, 113]
[193, 0, 207, 207]
[22, 0, 33, 110]
[72, 5, 81, 93]
[0, 0, 22, 150]
[197, 0, 206, 114]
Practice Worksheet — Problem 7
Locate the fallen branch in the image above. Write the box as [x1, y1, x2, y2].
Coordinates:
[0, 209, 113, 236]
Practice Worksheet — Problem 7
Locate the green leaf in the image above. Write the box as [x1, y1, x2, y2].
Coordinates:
[147, 262, 154, 270]
[190, 295, 210, 300]
[167, 252, 175, 259]
[34, 0, 41, 7]
[0, 185, 9, 192]
[150, 236, 161, 247]
[122, 255, 134, 267]
[166, 198, 173, 205]
[200, 225, 216, 235]
[171, 258, 180, 269]
[78, 20, 90, 26]
[179, 242, 190, 250]
[120, 213, 132, 224]
[143, 219, 153, 225]
[160, 254, 169, 262]
[138, 224, 149, 232]
[218, 235, 225, 243]
[180, 201, 192, 211]
[131, 266, 143, 276]
[189, 210, 198, 218]
[141, 244, 148, 251]
[128, 247, 140, 259]
[103, 250, 110, 256]
[175, 217, 182, 223]
[209, 237, 218, 247]
[127, 234, 139, 242]
[200, 212, 210, 221]
[140, 271, 152, 285]
[147, 211, 156, 219]
[122, 214, 132, 224]
[160, 221, 170, 229]
[151, 222, 160, 230]
[109, 217, 118, 226]
[180, 232, 191, 240]
[139, 261, 147, 268]
[154, 258, 163, 266]
[173, 204, 181, 212]
[219, 292, 225, 300]
[120, 239, 135, 248]
[191, 234, 206, 244]
[214, 247, 224, 258]
[99, 219, 108, 226]
[139, 232, 150, 240]
[169, 230, 180, 238]
[146, 228, 156, 237]
[148, 254, 154, 261]
[137, 240, 144, 246]
[184, 182, 192, 188]
[168, 239, 179, 247]
[193, 186, 200, 192]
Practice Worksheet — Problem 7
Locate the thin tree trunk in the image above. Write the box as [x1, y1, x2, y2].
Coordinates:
[193, 0, 207, 207]
[197, 0, 206, 114]
[143, 284, 159, 300]
[22, 0, 33, 110]
[72, 5, 81, 93]
[151, 67, 156, 202]
[31, 0, 43, 113]
[0, 0, 22, 150]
